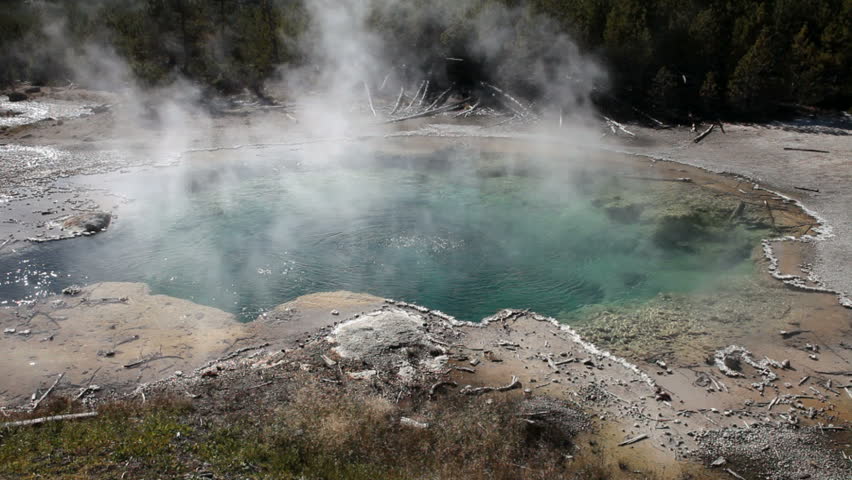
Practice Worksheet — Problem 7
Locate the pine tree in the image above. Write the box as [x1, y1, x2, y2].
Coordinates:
[728, 28, 781, 114]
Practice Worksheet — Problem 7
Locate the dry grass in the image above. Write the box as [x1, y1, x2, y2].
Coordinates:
[0, 384, 658, 479]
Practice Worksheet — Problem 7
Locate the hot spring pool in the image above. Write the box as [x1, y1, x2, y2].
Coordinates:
[0, 144, 768, 321]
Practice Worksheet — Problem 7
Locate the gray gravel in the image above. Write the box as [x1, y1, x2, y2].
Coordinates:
[695, 423, 852, 480]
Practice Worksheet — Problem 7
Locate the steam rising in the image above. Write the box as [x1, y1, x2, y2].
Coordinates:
[4, 1, 626, 315]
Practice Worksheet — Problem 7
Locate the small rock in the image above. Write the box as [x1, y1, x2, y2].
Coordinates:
[18, 329, 30, 336]
[581, 358, 595, 367]
[175, 370, 183, 377]
[330, 310, 339, 316]
[781, 359, 791, 369]
[3, 328, 15, 334]
[710, 457, 727, 467]
[61, 212, 111, 234]
[7, 92, 27, 102]
[62, 285, 83, 296]
[469, 358, 480, 366]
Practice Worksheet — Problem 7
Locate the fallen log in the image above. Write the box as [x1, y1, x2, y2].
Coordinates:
[793, 186, 820, 193]
[390, 87, 405, 116]
[460, 376, 521, 395]
[784, 147, 829, 154]
[728, 201, 745, 223]
[384, 98, 469, 124]
[603, 116, 636, 137]
[429, 381, 457, 398]
[496, 375, 521, 392]
[481, 82, 532, 117]
[2, 411, 98, 428]
[405, 81, 425, 111]
[454, 98, 481, 118]
[418, 80, 430, 107]
[31, 373, 64, 412]
[814, 371, 852, 376]
[363, 81, 376, 117]
[123, 354, 183, 369]
[726, 468, 746, 480]
[763, 201, 779, 233]
[426, 86, 453, 111]
[632, 106, 669, 129]
[618, 434, 648, 446]
[694, 124, 715, 143]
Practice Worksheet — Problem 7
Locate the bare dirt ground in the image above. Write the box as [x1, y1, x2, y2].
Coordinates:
[1, 87, 851, 478]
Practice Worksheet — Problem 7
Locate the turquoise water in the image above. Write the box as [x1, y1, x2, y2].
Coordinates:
[0, 146, 764, 321]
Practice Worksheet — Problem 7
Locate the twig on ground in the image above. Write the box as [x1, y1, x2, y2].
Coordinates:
[618, 434, 648, 446]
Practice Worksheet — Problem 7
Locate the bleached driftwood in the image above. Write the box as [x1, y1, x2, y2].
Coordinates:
[384, 98, 469, 124]
[390, 87, 405, 116]
[618, 434, 648, 446]
[693, 124, 715, 143]
[418, 80, 430, 108]
[31, 373, 64, 412]
[429, 381, 457, 398]
[2, 411, 98, 428]
[406, 81, 426, 111]
[454, 98, 481, 118]
[481, 82, 532, 117]
[726, 469, 746, 480]
[602, 116, 636, 137]
[363, 81, 376, 117]
[426, 86, 453, 111]
[460, 376, 521, 396]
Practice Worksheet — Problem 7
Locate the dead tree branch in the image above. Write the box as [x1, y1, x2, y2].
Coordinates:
[31, 373, 64, 412]
[693, 124, 715, 143]
[3, 411, 98, 428]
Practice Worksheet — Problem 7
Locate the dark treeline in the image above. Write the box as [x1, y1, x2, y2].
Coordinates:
[1, 0, 850, 119]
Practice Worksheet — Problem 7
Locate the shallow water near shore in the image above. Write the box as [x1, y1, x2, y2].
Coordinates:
[0, 145, 770, 321]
